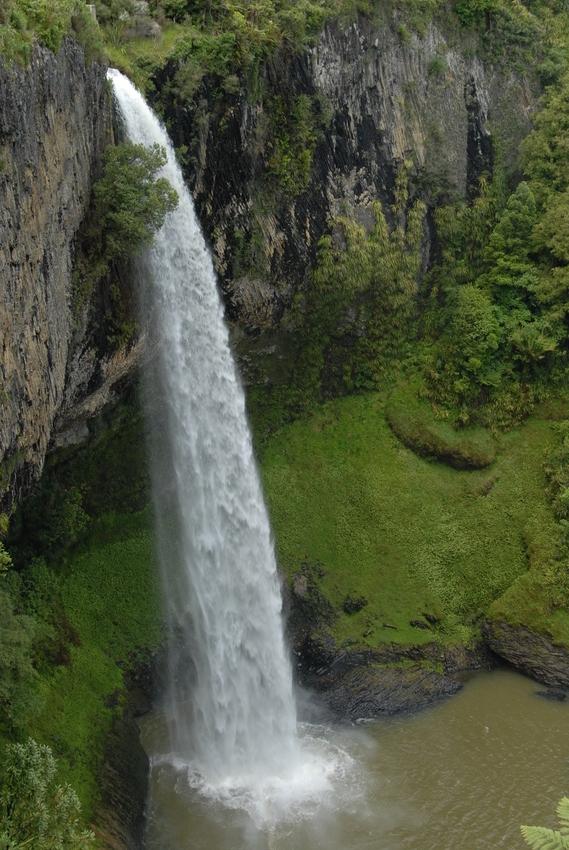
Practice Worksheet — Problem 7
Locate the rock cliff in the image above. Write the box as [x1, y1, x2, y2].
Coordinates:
[0, 39, 144, 512]
[159, 16, 537, 343]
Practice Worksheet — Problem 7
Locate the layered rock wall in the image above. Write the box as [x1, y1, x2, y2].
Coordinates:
[0, 40, 118, 510]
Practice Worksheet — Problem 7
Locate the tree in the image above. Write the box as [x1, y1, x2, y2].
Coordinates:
[88, 142, 179, 266]
[521, 796, 569, 849]
[482, 182, 537, 292]
[0, 739, 94, 850]
[427, 284, 502, 412]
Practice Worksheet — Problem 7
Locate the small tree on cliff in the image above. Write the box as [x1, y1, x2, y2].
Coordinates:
[89, 141, 179, 268]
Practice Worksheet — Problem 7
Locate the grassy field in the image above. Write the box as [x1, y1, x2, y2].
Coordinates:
[260, 390, 561, 649]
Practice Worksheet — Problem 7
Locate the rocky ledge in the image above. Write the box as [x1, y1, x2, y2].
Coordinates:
[482, 620, 569, 689]
[316, 663, 462, 719]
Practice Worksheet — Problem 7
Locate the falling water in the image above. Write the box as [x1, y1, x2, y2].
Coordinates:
[107, 71, 305, 803]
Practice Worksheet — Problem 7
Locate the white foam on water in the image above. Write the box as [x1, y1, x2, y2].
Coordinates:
[150, 723, 363, 831]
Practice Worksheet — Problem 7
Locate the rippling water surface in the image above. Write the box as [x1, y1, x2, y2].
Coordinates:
[139, 669, 569, 850]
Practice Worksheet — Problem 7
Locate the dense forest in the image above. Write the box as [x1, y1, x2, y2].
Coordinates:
[1, 0, 569, 844]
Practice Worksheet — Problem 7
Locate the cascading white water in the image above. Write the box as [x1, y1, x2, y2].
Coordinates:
[107, 71, 301, 792]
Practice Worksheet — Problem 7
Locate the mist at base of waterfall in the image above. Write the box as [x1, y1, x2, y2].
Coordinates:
[143, 709, 369, 838]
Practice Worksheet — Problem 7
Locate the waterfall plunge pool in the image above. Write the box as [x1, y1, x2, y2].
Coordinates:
[139, 668, 569, 850]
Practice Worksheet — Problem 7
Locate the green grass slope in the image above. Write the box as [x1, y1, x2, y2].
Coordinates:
[260, 390, 561, 650]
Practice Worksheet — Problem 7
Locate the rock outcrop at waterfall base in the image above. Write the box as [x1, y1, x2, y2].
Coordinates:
[482, 621, 569, 689]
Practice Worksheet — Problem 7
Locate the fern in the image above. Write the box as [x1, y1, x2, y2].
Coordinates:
[558, 798, 569, 830]
[521, 798, 569, 850]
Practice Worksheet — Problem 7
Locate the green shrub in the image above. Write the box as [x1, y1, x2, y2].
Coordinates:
[425, 284, 502, 414]
[0, 738, 94, 850]
[0, 0, 104, 65]
[428, 54, 446, 75]
[521, 796, 569, 849]
[88, 142, 178, 265]
[455, 0, 500, 28]
[0, 584, 39, 728]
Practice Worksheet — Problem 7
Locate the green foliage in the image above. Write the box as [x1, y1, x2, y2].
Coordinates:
[386, 378, 496, 468]
[455, 0, 499, 28]
[521, 76, 569, 205]
[88, 141, 178, 266]
[482, 182, 537, 292]
[521, 796, 569, 850]
[0, 584, 39, 728]
[544, 420, 569, 520]
[536, 46, 567, 87]
[0, 738, 94, 850]
[307, 164, 425, 392]
[75, 141, 178, 344]
[3, 391, 161, 815]
[7, 388, 150, 568]
[428, 53, 446, 75]
[267, 93, 325, 196]
[425, 284, 502, 415]
[248, 167, 426, 437]
[0, 543, 12, 576]
[0, 0, 104, 65]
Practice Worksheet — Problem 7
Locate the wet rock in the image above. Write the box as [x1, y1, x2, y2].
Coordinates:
[320, 663, 462, 719]
[482, 621, 569, 688]
[535, 688, 567, 702]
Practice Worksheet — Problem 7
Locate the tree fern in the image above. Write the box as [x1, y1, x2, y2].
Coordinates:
[521, 797, 569, 850]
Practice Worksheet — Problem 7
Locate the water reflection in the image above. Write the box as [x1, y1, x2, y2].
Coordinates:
[139, 670, 569, 850]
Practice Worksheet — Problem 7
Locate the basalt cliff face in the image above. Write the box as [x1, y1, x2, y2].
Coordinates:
[0, 39, 144, 513]
[159, 17, 537, 345]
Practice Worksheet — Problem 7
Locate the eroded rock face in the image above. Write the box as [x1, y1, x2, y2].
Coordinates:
[482, 621, 569, 688]
[319, 663, 462, 719]
[161, 18, 537, 334]
[0, 40, 126, 510]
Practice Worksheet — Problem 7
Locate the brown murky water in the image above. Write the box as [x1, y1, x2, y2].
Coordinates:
[139, 670, 569, 850]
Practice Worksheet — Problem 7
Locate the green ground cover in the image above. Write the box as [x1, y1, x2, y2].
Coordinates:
[260, 389, 560, 649]
[1, 393, 161, 821]
[28, 513, 160, 816]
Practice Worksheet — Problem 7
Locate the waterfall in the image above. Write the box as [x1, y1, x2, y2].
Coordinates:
[107, 71, 300, 793]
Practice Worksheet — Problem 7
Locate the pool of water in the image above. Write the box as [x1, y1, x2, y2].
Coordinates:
[139, 669, 569, 850]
